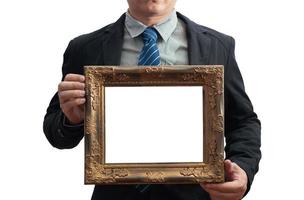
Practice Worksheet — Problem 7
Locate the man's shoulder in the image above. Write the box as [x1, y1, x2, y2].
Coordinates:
[69, 23, 115, 47]
[69, 14, 125, 48]
[200, 25, 232, 42]
[178, 12, 234, 50]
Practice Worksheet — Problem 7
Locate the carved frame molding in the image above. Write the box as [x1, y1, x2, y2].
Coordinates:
[84, 65, 224, 184]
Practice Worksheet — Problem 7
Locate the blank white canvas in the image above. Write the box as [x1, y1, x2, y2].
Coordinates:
[105, 86, 203, 163]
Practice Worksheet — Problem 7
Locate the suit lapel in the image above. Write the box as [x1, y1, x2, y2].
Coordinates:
[177, 12, 211, 65]
[102, 14, 126, 65]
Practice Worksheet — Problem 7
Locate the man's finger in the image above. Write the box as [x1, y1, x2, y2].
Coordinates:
[60, 98, 86, 112]
[59, 90, 85, 103]
[224, 160, 233, 172]
[224, 159, 234, 180]
[58, 81, 85, 92]
[202, 180, 245, 194]
[64, 74, 85, 82]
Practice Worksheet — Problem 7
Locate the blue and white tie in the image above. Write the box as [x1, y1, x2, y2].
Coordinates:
[138, 27, 160, 66]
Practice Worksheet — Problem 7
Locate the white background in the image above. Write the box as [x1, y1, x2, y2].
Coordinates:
[0, 0, 303, 199]
[105, 86, 203, 163]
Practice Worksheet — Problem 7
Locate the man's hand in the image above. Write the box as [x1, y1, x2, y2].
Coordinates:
[201, 160, 247, 200]
[58, 74, 85, 124]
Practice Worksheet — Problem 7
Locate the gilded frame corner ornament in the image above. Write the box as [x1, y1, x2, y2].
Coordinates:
[84, 65, 224, 185]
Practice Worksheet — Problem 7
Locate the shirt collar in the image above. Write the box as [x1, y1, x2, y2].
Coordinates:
[125, 10, 178, 42]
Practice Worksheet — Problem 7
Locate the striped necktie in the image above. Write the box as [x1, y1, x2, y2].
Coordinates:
[138, 27, 160, 66]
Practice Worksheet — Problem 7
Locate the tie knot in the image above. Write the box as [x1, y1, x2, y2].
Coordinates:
[142, 27, 158, 43]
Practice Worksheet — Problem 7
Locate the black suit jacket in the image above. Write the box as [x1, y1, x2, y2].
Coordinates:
[43, 12, 261, 200]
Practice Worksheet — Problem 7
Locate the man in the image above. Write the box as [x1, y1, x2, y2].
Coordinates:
[43, 0, 261, 199]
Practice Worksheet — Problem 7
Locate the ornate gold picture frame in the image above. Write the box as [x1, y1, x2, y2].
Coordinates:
[84, 65, 224, 184]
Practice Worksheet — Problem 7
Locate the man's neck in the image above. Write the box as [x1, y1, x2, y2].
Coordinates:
[127, 10, 173, 26]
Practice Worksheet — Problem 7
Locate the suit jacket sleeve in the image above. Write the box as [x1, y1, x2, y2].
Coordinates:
[224, 37, 261, 195]
[43, 39, 84, 149]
